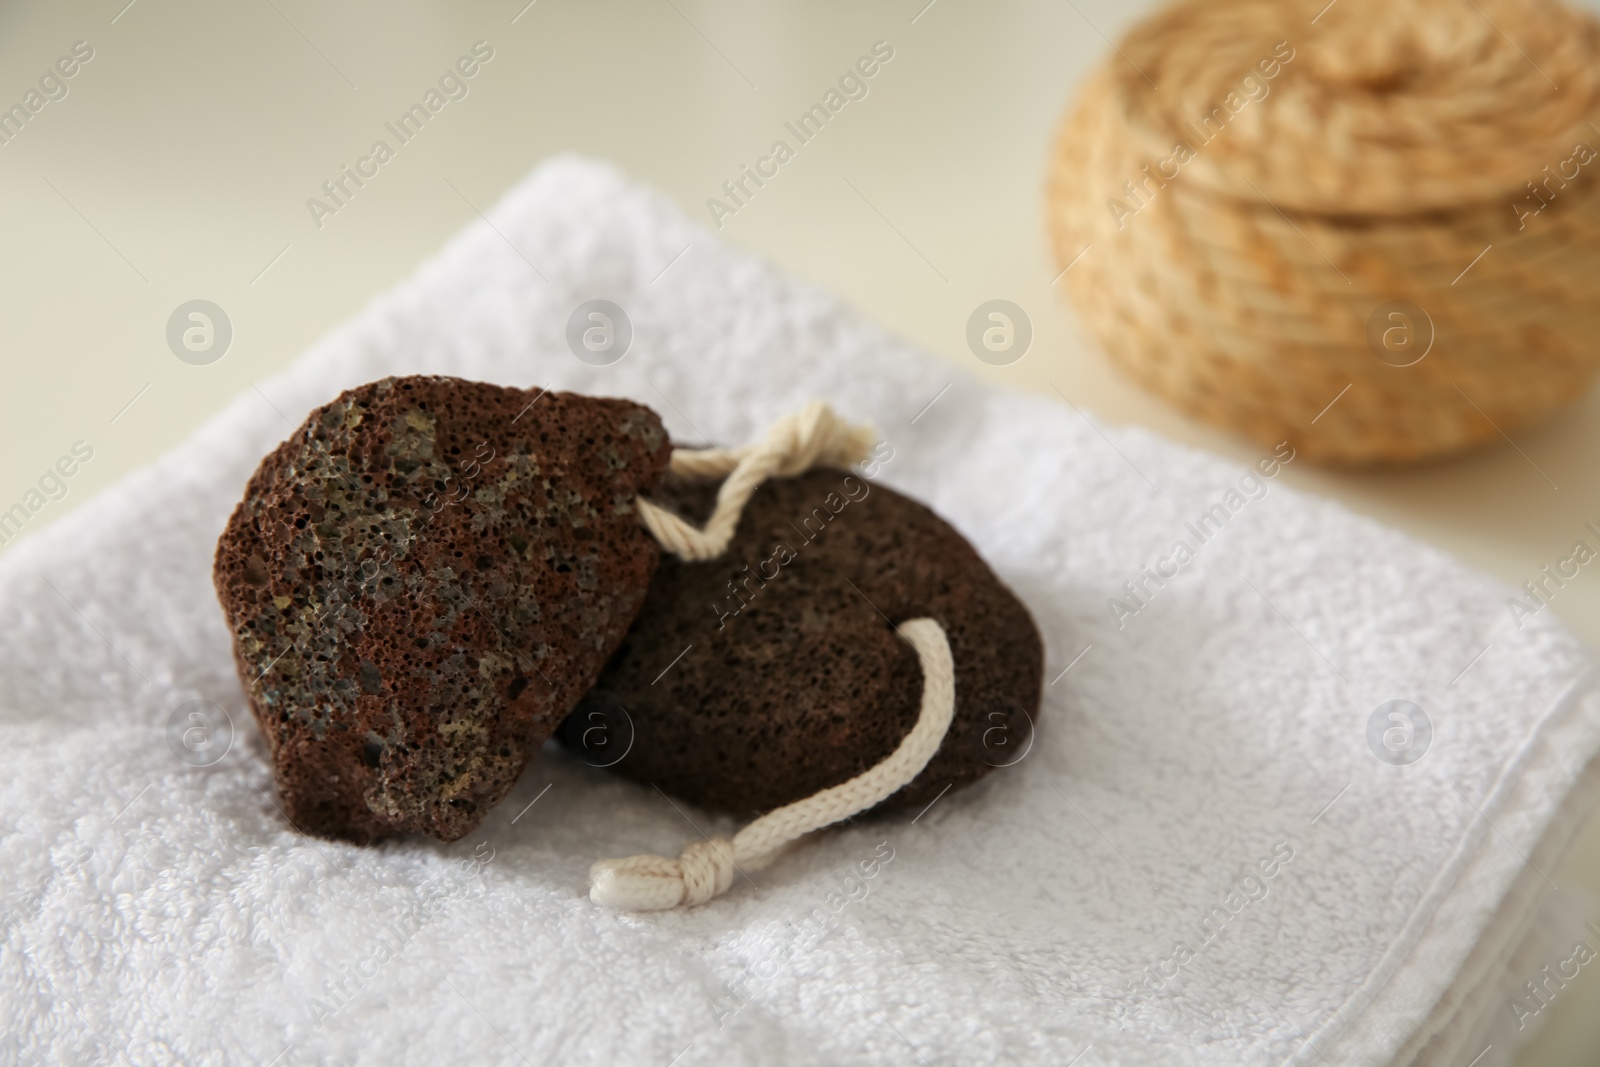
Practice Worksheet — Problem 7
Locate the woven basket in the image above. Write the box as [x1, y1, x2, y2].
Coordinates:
[1047, 0, 1600, 464]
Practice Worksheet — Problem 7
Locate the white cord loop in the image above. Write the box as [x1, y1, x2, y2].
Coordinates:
[636, 401, 877, 561]
[589, 618, 955, 911]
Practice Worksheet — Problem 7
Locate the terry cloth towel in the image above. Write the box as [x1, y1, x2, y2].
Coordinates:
[3, 157, 1599, 1067]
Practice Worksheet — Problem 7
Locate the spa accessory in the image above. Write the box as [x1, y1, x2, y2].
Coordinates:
[577, 464, 1045, 909]
[1048, 0, 1600, 463]
[215, 377, 880, 845]
[563, 465, 1043, 816]
[213, 377, 672, 842]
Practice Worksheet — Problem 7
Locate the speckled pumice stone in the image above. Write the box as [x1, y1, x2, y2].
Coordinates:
[560, 468, 1044, 815]
[214, 375, 670, 842]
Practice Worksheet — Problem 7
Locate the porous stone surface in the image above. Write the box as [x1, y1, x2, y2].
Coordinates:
[559, 468, 1043, 816]
[214, 375, 669, 842]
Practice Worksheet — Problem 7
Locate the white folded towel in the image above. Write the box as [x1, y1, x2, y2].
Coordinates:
[3, 157, 1597, 1067]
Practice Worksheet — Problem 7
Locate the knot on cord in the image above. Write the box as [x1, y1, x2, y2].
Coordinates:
[638, 401, 877, 561]
[745, 401, 879, 481]
[589, 836, 737, 911]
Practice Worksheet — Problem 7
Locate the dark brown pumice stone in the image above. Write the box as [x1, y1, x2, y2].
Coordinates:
[559, 468, 1044, 815]
[214, 375, 670, 843]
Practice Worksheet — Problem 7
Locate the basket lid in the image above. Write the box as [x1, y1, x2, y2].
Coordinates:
[1109, 0, 1600, 216]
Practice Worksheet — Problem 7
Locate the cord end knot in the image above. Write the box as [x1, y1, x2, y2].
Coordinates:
[589, 836, 737, 911]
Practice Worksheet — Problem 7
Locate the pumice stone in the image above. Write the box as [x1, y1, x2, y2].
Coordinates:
[560, 467, 1044, 815]
[215, 375, 670, 842]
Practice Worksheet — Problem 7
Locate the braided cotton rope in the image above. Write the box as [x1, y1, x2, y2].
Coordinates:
[590, 617, 955, 911]
[636, 400, 879, 561]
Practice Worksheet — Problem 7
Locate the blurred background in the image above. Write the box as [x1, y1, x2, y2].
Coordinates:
[2, 0, 1597, 1059]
